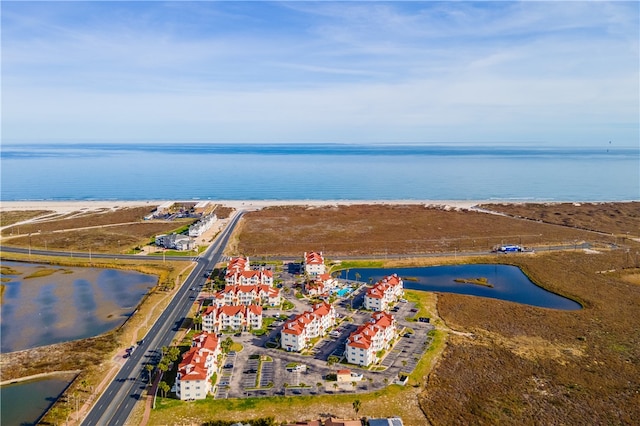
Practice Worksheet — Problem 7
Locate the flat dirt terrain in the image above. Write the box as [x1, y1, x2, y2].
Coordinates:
[0, 204, 233, 253]
[478, 201, 640, 236]
[230, 204, 625, 257]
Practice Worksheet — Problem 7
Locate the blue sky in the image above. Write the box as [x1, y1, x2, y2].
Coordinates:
[2, 1, 638, 146]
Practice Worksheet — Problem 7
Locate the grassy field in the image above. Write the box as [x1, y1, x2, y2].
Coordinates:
[0, 205, 236, 254]
[231, 204, 617, 257]
[419, 250, 640, 425]
[0, 210, 54, 227]
[148, 384, 428, 425]
[479, 201, 640, 237]
[0, 206, 180, 255]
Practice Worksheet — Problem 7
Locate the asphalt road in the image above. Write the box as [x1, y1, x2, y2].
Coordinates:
[80, 210, 244, 426]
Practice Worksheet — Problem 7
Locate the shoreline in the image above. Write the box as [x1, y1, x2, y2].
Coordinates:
[2, 199, 636, 214]
[0, 369, 81, 387]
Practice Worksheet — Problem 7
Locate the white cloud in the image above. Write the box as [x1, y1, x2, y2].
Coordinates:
[1, 1, 638, 145]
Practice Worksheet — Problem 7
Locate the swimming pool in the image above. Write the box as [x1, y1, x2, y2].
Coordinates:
[336, 288, 350, 297]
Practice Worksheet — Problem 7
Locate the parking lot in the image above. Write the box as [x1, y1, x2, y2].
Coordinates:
[208, 263, 435, 399]
[212, 282, 434, 399]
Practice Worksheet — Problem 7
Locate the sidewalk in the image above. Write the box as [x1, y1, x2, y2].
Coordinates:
[140, 371, 163, 426]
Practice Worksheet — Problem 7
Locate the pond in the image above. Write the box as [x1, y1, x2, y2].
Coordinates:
[339, 264, 581, 310]
[0, 374, 75, 426]
[1, 261, 157, 353]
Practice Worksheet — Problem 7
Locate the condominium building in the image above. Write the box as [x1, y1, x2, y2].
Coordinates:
[345, 311, 397, 367]
[201, 304, 263, 333]
[175, 331, 220, 400]
[211, 284, 280, 307]
[225, 269, 274, 286]
[304, 273, 338, 297]
[304, 251, 326, 276]
[281, 301, 336, 352]
[363, 274, 404, 311]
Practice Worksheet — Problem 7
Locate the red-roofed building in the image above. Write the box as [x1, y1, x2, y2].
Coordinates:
[226, 256, 249, 275]
[346, 311, 397, 366]
[211, 284, 280, 307]
[281, 301, 336, 352]
[225, 269, 274, 287]
[364, 274, 404, 311]
[201, 304, 263, 332]
[304, 251, 325, 276]
[304, 273, 338, 297]
[175, 331, 220, 400]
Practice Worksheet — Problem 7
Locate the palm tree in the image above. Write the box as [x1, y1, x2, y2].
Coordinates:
[145, 364, 154, 382]
[352, 399, 362, 416]
[354, 272, 361, 283]
[158, 361, 169, 375]
[158, 381, 170, 398]
[167, 346, 181, 363]
[193, 315, 203, 331]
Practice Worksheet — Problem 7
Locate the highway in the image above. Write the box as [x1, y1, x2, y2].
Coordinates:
[80, 211, 244, 426]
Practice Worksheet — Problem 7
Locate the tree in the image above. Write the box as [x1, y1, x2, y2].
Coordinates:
[327, 355, 339, 366]
[158, 361, 169, 374]
[158, 381, 170, 398]
[354, 272, 361, 283]
[145, 364, 154, 381]
[221, 337, 233, 353]
[167, 346, 181, 362]
[193, 315, 203, 331]
[352, 399, 362, 416]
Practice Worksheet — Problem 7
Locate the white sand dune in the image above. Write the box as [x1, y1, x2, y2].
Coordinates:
[0, 199, 504, 214]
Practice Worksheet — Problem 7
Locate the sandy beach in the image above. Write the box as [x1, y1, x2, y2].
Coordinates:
[0, 199, 503, 214]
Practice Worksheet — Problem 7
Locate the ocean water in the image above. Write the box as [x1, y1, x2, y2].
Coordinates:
[1, 143, 638, 201]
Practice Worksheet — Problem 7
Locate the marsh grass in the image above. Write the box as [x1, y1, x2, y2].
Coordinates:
[233, 204, 609, 257]
[420, 250, 640, 425]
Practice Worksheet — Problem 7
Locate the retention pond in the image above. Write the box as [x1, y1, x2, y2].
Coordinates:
[340, 264, 581, 310]
[1, 260, 156, 353]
